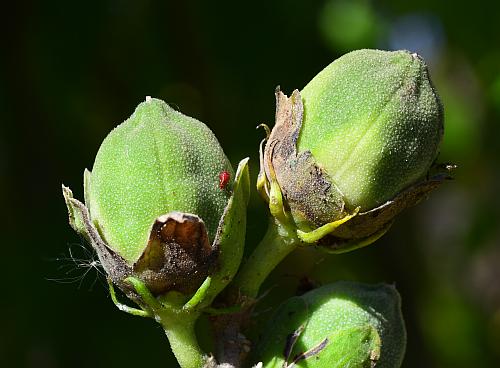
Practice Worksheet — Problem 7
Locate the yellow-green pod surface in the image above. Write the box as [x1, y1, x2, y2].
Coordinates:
[257, 281, 406, 368]
[86, 98, 233, 264]
[299, 49, 443, 211]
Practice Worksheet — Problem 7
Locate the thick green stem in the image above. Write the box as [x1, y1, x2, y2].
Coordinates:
[123, 277, 206, 368]
[157, 311, 205, 368]
[234, 218, 299, 299]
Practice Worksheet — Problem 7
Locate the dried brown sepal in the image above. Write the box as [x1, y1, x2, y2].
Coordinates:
[134, 212, 217, 296]
[263, 88, 346, 230]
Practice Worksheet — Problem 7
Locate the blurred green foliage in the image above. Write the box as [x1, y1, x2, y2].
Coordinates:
[2, 0, 499, 367]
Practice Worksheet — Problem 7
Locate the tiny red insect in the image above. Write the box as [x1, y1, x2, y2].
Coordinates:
[219, 171, 231, 189]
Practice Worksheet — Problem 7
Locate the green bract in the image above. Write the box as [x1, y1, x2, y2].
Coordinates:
[63, 97, 250, 304]
[258, 49, 450, 252]
[256, 281, 406, 368]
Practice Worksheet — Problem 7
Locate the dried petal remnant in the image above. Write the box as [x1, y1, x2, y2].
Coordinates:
[134, 212, 217, 295]
[263, 89, 346, 231]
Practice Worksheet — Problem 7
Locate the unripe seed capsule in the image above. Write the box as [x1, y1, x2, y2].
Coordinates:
[259, 49, 450, 251]
[257, 281, 406, 368]
[63, 97, 250, 299]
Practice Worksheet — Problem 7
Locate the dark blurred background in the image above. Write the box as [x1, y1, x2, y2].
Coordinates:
[2, 0, 499, 367]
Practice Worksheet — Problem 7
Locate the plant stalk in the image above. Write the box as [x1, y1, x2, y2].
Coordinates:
[234, 218, 299, 299]
[157, 310, 205, 368]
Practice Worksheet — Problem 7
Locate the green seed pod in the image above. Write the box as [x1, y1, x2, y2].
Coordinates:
[63, 97, 250, 305]
[258, 49, 451, 252]
[255, 281, 406, 368]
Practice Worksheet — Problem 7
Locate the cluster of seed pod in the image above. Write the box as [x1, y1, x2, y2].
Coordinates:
[63, 49, 449, 368]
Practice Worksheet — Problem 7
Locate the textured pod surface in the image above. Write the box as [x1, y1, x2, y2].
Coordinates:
[256, 281, 406, 368]
[85, 98, 233, 264]
[299, 49, 443, 211]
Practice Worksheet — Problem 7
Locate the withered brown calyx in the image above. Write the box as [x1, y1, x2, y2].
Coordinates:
[262, 88, 347, 230]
